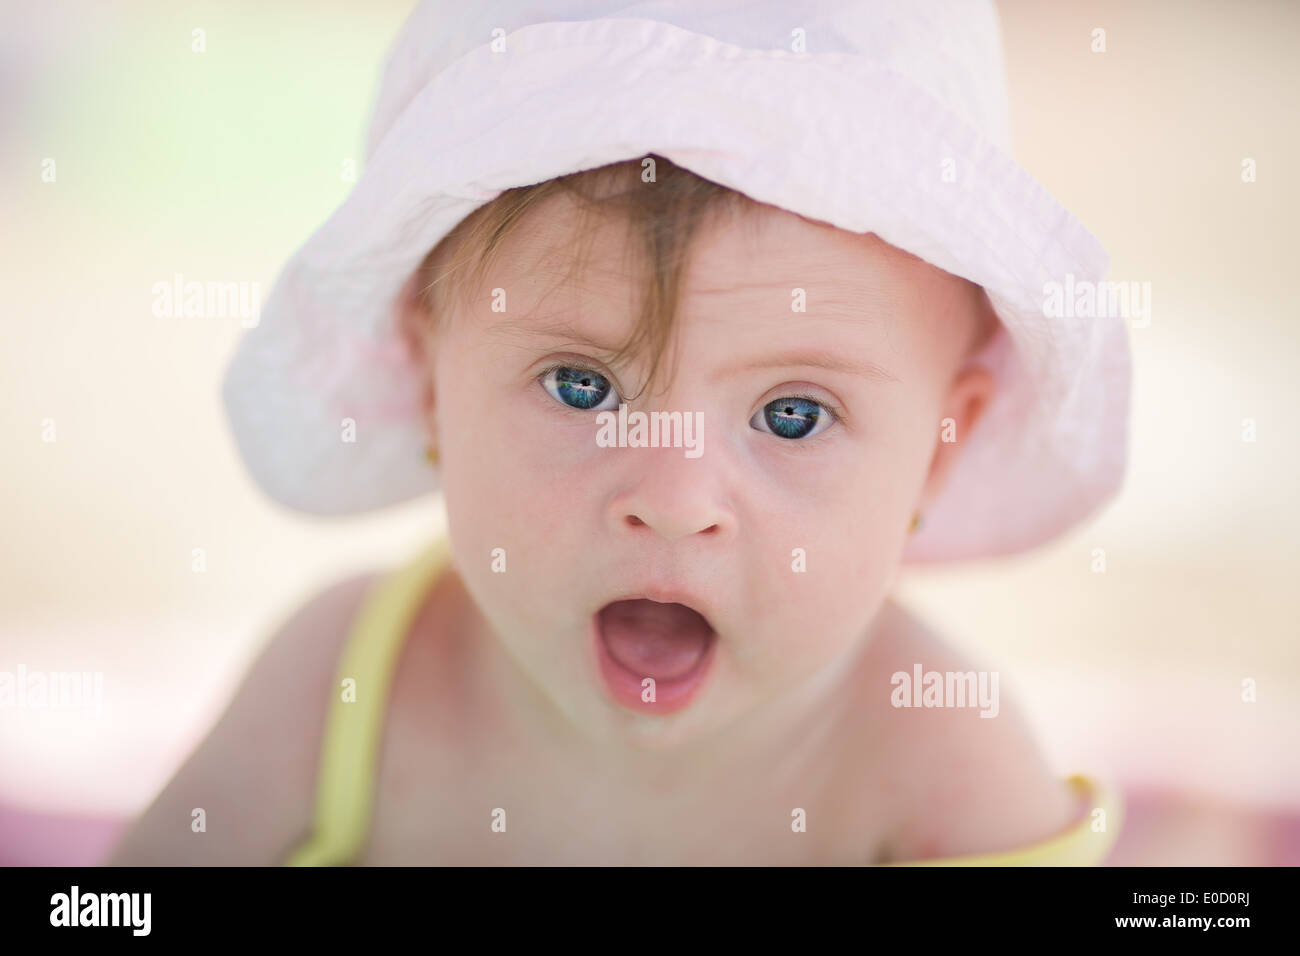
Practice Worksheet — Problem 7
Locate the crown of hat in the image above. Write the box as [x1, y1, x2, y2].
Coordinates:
[364, 0, 1012, 161]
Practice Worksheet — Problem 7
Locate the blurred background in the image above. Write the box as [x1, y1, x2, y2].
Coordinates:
[2, 0, 1297, 866]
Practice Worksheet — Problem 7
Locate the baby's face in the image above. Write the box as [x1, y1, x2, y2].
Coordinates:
[422, 194, 992, 750]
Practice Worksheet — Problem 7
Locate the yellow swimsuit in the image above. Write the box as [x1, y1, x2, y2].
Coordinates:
[284, 536, 1124, 866]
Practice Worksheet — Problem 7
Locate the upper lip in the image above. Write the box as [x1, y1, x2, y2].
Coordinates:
[597, 585, 720, 634]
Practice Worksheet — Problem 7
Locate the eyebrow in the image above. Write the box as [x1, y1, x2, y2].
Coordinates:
[718, 350, 899, 384]
[486, 315, 619, 353]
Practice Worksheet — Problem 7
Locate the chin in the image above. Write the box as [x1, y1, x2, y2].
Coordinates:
[602, 706, 717, 752]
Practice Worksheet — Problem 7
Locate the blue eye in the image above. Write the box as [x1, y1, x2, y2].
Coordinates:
[540, 365, 621, 411]
[751, 396, 833, 440]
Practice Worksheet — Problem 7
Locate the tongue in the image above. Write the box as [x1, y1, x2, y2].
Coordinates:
[597, 599, 714, 681]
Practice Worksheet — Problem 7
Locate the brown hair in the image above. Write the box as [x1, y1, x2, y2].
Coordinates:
[409, 154, 752, 401]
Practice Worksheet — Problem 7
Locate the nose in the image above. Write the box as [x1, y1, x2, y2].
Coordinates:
[607, 443, 734, 543]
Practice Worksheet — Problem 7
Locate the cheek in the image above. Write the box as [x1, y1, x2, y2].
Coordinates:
[435, 366, 603, 602]
[741, 416, 925, 666]
[772, 441, 907, 560]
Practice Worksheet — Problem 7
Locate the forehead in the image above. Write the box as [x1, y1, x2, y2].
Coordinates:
[684, 204, 953, 320]
[477, 190, 974, 369]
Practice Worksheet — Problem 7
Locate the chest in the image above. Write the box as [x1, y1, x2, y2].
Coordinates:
[355, 666, 897, 865]
[359, 751, 894, 866]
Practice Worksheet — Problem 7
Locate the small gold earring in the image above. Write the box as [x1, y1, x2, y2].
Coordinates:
[909, 511, 924, 533]
[425, 444, 439, 466]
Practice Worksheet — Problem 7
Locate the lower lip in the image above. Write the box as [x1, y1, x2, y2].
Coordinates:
[590, 613, 718, 716]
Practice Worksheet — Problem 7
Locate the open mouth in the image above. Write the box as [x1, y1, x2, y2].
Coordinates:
[592, 598, 718, 713]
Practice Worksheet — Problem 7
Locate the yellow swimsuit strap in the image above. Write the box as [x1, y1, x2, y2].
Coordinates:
[879, 772, 1124, 866]
[285, 535, 454, 866]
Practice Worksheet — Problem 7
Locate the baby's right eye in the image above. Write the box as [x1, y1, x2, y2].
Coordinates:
[540, 365, 621, 411]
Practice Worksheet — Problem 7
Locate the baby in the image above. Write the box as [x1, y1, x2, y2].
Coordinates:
[105, 1, 1128, 866]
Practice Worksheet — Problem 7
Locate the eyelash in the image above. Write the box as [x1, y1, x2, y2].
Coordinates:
[535, 360, 845, 426]
[769, 390, 844, 425]
[536, 359, 624, 404]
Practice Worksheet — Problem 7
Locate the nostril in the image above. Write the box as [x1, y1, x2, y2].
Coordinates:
[623, 515, 724, 537]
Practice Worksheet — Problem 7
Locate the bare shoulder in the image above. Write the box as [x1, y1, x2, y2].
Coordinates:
[352, 558, 485, 864]
[101, 569, 381, 866]
[865, 600, 1079, 863]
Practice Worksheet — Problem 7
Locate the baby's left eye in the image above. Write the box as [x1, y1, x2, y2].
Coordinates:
[750, 397, 833, 440]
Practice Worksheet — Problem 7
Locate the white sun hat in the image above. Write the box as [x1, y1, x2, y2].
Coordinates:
[220, 0, 1132, 565]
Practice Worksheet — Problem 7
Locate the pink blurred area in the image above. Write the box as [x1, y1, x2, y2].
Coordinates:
[1, 804, 124, 867]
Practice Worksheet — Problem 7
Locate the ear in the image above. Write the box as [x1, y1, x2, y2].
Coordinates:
[916, 361, 997, 514]
[394, 269, 439, 447]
